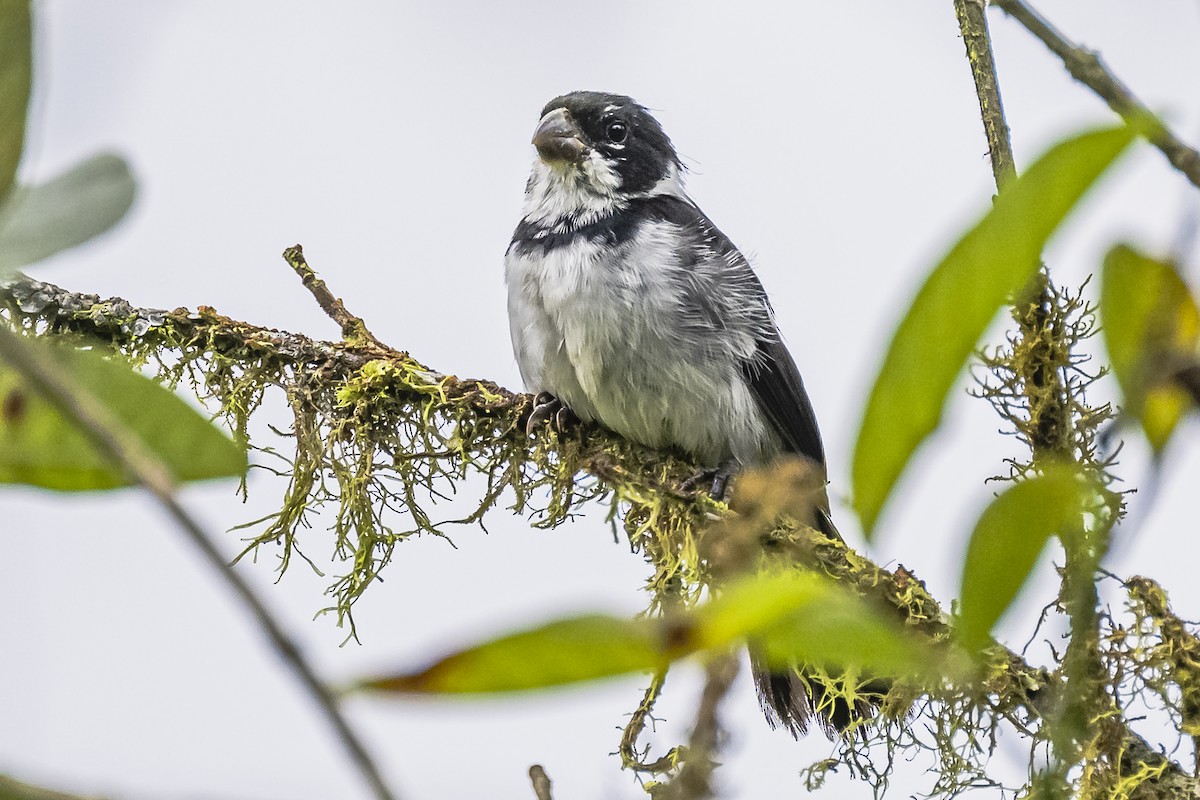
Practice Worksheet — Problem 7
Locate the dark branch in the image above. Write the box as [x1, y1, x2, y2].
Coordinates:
[283, 243, 389, 349]
[953, 0, 1017, 189]
[994, 0, 1200, 191]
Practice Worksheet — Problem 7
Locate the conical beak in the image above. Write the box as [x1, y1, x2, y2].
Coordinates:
[532, 107, 588, 164]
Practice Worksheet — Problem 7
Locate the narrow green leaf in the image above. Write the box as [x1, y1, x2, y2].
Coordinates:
[357, 572, 955, 698]
[853, 122, 1142, 538]
[1100, 244, 1200, 452]
[0, 153, 137, 271]
[357, 614, 663, 695]
[0, 0, 31, 202]
[0, 338, 247, 490]
[697, 572, 944, 679]
[957, 471, 1085, 651]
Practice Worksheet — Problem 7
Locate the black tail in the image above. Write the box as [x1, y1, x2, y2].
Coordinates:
[750, 652, 889, 738]
[753, 506, 889, 737]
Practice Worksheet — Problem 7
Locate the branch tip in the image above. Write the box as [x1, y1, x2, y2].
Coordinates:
[283, 243, 389, 350]
[528, 765, 554, 800]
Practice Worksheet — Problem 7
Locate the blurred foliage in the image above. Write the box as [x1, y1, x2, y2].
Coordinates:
[957, 469, 1089, 652]
[0, 774, 107, 800]
[852, 122, 1142, 537]
[0, 0, 216, 496]
[0, 0, 30, 206]
[357, 563, 958, 697]
[1101, 244, 1200, 452]
[0, 153, 137, 272]
[0, 334, 246, 489]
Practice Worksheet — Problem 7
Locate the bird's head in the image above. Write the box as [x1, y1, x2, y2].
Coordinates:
[522, 91, 685, 226]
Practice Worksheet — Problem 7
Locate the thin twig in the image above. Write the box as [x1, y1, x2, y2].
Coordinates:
[659, 652, 740, 800]
[5, 275, 1197, 792]
[619, 669, 677, 773]
[994, 0, 1200, 191]
[953, 0, 1017, 189]
[0, 325, 401, 800]
[283, 243, 389, 349]
[528, 765, 554, 800]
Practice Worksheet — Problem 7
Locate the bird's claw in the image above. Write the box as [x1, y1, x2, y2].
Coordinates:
[680, 461, 736, 501]
[525, 391, 579, 436]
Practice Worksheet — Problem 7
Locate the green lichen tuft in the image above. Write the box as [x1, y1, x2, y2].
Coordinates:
[9, 275, 1200, 797]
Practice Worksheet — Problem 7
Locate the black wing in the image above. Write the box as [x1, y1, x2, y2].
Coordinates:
[621, 195, 827, 467]
[742, 331, 826, 468]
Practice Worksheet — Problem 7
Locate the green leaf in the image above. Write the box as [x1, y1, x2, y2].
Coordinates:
[957, 471, 1086, 652]
[1100, 244, 1200, 452]
[356, 614, 664, 695]
[0, 338, 247, 490]
[0, 0, 31, 203]
[852, 122, 1143, 538]
[0, 153, 137, 271]
[356, 572, 955, 698]
[697, 572, 944, 678]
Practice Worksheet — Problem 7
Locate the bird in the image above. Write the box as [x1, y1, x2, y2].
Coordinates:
[504, 90, 874, 737]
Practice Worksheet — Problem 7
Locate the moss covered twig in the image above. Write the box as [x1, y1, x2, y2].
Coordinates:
[619, 669, 678, 774]
[951, 3, 1198, 796]
[283, 243, 389, 350]
[953, 0, 1017, 189]
[1125, 577, 1200, 759]
[3, 272, 1194, 794]
[651, 652, 740, 800]
[0, 324, 400, 800]
[994, 0, 1200, 192]
[0, 271, 716, 626]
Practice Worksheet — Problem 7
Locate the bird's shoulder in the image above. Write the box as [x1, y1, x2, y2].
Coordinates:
[508, 193, 736, 259]
[652, 201, 828, 468]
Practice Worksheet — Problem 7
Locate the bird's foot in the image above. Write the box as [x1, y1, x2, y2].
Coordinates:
[680, 460, 737, 501]
[525, 391, 579, 436]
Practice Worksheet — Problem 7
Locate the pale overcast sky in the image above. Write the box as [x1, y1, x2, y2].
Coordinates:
[4, 3, 1200, 799]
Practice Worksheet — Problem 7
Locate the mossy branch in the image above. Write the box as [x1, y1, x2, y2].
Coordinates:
[2, 265, 1196, 795]
[953, 0, 1017, 190]
[0, 270, 718, 626]
[954, 2, 1194, 795]
[283, 243, 389, 351]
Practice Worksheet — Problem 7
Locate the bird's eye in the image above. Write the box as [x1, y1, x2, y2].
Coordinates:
[605, 120, 629, 144]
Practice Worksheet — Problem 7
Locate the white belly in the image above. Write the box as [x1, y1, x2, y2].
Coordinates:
[505, 228, 776, 466]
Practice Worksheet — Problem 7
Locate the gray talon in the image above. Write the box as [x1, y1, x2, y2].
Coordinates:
[554, 404, 579, 431]
[680, 460, 736, 500]
[526, 392, 576, 436]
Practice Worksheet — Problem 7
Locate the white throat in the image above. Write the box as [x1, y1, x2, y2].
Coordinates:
[522, 158, 689, 231]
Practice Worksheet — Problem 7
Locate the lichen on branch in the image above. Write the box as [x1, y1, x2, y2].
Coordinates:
[0, 273, 717, 633]
[4, 269, 1197, 798]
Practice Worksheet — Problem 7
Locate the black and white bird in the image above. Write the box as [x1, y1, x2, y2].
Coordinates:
[504, 91, 867, 736]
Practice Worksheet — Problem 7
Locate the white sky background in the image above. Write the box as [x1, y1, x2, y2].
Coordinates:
[3, 2, 1200, 799]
